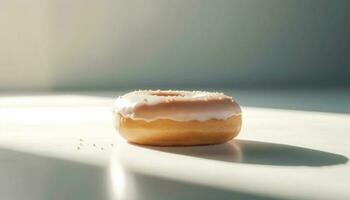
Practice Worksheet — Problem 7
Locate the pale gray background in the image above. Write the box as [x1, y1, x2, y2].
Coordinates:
[1, 0, 349, 91]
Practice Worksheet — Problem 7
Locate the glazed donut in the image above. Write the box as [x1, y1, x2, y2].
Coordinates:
[113, 90, 242, 146]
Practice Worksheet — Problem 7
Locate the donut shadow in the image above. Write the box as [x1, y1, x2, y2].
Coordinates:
[146, 139, 348, 166]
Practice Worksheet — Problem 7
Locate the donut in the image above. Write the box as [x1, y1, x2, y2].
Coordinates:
[113, 90, 242, 146]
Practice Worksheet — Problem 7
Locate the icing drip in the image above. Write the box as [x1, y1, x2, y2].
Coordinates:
[114, 90, 241, 122]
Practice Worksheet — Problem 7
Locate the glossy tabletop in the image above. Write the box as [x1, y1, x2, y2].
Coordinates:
[0, 89, 349, 200]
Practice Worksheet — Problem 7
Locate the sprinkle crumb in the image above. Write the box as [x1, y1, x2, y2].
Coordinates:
[93, 144, 96, 147]
[79, 138, 83, 142]
[77, 146, 80, 150]
[101, 147, 104, 150]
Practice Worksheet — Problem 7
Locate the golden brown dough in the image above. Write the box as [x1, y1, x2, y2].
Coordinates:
[114, 114, 242, 146]
[113, 90, 242, 146]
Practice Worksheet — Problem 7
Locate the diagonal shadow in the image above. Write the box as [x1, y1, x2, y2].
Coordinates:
[0, 147, 109, 200]
[146, 139, 348, 166]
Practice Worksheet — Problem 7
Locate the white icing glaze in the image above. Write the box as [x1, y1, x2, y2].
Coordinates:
[114, 90, 241, 122]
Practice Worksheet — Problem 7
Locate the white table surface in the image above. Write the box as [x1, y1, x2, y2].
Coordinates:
[0, 89, 349, 200]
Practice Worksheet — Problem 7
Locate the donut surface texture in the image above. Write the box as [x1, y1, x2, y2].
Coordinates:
[113, 90, 242, 146]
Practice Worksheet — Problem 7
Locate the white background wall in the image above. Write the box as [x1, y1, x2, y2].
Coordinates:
[1, 0, 349, 91]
